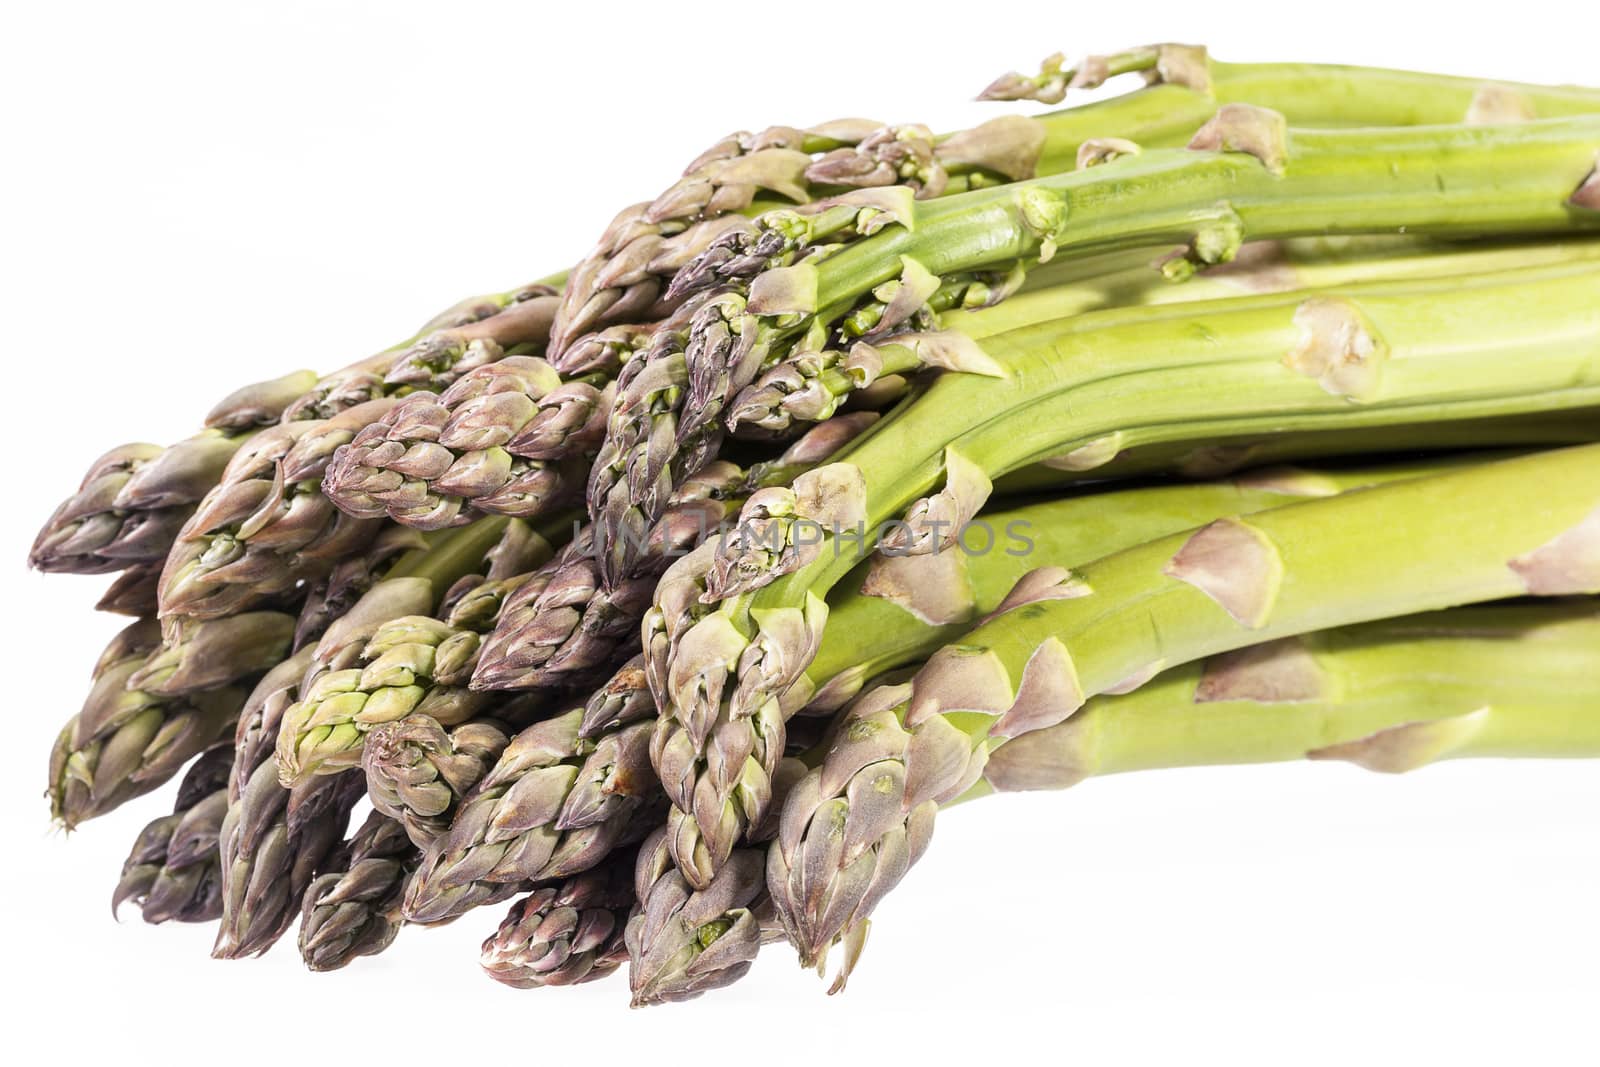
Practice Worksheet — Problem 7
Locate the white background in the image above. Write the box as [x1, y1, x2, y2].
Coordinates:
[4, 2, 1597, 1063]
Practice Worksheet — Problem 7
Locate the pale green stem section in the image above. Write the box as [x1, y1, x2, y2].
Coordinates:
[958, 602, 1600, 804]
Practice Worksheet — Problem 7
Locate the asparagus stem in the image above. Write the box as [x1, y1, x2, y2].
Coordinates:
[772, 600, 1600, 975]
[599, 110, 1600, 587]
[654, 257, 1600, 886]
[362, 714, 512, 848]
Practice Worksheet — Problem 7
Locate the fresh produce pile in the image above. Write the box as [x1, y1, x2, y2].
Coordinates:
[36, 43, 1600, 1003]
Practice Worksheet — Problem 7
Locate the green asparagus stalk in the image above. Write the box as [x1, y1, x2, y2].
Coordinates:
[551, 43, 1600, 357]
[730, 235, 1600, 436]
[651, 456, 1464, 884]
[479, 848, 635, 989]
[593, 109, 1600, 586]
[772, 600, 1600, 977]
[48, 621, 255, 829]
[297, 811, 417, 971]
[652, 257, 1600, 886]
[111, 743, 233, 924]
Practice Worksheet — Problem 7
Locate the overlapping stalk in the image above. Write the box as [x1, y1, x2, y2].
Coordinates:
[650, 255, 1600, 887]
[473, 413, 880, 693]
[767, 448, 1600, 969]
[363, 714, 512, 848]
[553, 43, 1600, 360]
[583, 73, 1600, 584]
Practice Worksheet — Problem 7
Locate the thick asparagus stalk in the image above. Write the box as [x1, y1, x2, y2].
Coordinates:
[653, 258, 1600, 885]
[112, 743, 233, 924]
[48, 620, 255, 828]
[479, 848, 635, 989]
[297, 811, 417, 971]
[773, 600, 1600, 975]
[592, 109, 1600, 585]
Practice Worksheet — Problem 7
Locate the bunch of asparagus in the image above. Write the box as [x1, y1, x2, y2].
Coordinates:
[38, 43, 1600, 1002]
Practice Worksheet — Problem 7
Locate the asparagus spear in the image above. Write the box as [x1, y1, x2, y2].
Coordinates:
[401, 708, 660, 925]
[215, 649, 364, 958]
[273, 517, 538, 783]
[653, 257, 1600, 886]
[593, 110, 1600, 586]
[297, 811, 417, 971]
[479, 849, 635, 989]
[30, 433, 252, 576]
[156, 401, 399, 621]
[363, 714, 512, 848]
[112, 743, 233, 924]
[322, 357, 610, 530]
[472, 414, 879, 693]
[48, 620, 256, 828]
[626, 758, 802, 1005]
[550, 44, 1600, 358]
[772, 600, 1600, 977]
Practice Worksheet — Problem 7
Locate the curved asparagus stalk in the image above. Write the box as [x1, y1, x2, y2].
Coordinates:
[214, 649, 364, 959]
[774, 599, 1600, 977]
[297, 811, 417, 971]
[766, 446, 1600, 968]
[728, 234, 1600, 436]
[322, 357, 609, 531]
[480, 848, 635, 989]
[48, 621, 251, 829]
[112, 743, 233, 924]
[363, 715, 511, 848]
[401, 709, 659, 925]
[651, 254, 1600, 885]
